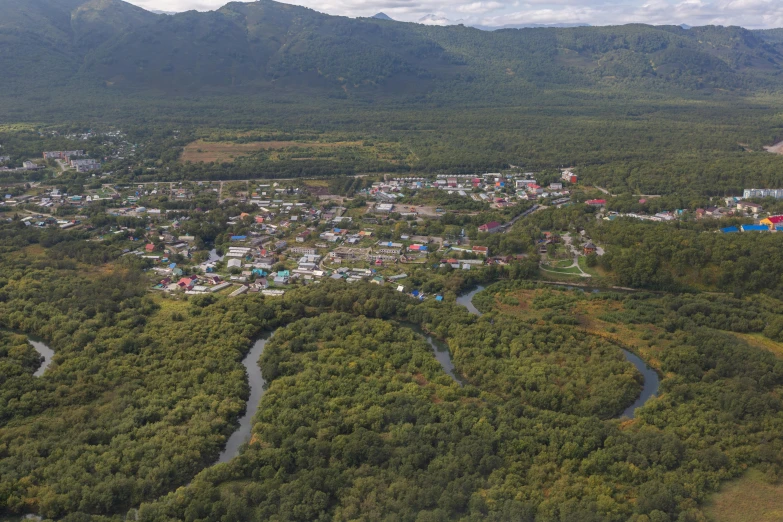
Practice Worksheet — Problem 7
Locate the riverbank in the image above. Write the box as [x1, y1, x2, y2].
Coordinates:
[452, 283, 659, 419]
[216, 332, 273, 464]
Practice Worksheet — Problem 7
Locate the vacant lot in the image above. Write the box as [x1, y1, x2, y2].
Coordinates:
[703, 468, 783, 522]
[180, 140, 362, 163]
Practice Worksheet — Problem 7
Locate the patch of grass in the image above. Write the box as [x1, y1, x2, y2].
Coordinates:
[578, 255, 604, 277]
[733, 333, 783, 359]
[541, 264, 583, 275]
[703, 468, 783, 522]
[181, 140, 282, 163]
[553, 259, 575, 268]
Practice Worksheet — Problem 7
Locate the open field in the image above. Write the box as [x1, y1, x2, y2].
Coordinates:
[703, 468, 783, 522]
[733, 332, 783, 359]
[180, 140, 363, 163]
[763, 141, 783, 154]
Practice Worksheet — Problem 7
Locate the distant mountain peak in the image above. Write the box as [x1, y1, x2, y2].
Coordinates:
[417, 14, 463, 26]
[372, 12, 393, 21]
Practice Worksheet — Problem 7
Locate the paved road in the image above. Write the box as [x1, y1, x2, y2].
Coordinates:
[502, 204, 543, 233]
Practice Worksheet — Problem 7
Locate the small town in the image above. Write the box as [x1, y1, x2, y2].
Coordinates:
[6, 144, 783, 299]
[4, 4, 783, 520]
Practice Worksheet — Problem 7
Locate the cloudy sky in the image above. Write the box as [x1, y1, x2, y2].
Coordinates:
[125, 0, 783, 29]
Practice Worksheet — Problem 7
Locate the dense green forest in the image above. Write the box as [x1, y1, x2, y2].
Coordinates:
[591, 219, 783, 295]
[4, 2, 783, 519]
[2, 0, 783, 197]
[135, 283, 783, 522]
[2, 221, 783, 520]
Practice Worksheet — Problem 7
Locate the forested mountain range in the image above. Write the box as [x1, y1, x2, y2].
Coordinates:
[2, 0, 783, 108]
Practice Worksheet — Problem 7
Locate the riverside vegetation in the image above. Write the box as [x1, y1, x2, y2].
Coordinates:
[3, 1, 783, 519]
[2, 222, 783, 521]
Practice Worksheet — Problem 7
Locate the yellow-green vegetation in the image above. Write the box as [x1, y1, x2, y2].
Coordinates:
[703, 469, 783, 522]
[180, 137, 411, 167]
[6, 221, 783, 521]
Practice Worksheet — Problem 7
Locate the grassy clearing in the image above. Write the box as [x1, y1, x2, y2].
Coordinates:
[703, 468, 783, 522]
[733, 333, 783, 359]
[490, 287, 669, 370]
[577, 255, 605, 277]
[541, 264, 583, 275]
[180, 139, 364, 163]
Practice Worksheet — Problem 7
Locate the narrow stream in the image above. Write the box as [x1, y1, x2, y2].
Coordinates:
[455, 285, 485, 316]
[216, 332, 273, 463]
[451, 285, 659, 419]
[404, 323, 465, 386]
[619, 349, 659, 418]
[29, 339, 54, 377]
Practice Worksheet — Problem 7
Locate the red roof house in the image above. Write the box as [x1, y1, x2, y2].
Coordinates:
[479, 221, 503, 233]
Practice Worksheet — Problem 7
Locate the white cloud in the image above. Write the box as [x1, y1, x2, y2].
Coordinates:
[456, 2, 504, 14]
[125, 0, 783, 27]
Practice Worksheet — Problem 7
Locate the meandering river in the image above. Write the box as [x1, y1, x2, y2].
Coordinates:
[216, 332, 273, 463]
[449, 285, 660, 419]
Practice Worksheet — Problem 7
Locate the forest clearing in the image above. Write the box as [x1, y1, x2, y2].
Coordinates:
[764, 141, 783, 154]
[704, 468, 783, 522]
[180, 139, 363, 163]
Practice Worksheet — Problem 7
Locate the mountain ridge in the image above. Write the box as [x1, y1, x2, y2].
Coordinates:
[1, 0, 783, 110]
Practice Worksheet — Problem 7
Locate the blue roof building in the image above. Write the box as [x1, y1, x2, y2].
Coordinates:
[721, 226, 739, 233]
[741, 224, 769, 232]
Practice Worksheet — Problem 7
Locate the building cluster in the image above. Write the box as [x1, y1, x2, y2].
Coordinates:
[722, 215, 783, 233]
[359, 171, 575, 211]
[43, 150, 85, 160]
[743, 189, 783, 199]
[70, 158, 101, 172]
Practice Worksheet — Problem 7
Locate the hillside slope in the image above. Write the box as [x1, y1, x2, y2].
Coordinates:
[0, 0, 158, 94]
[81, 2, 783, 96]
[0, 0, 782, 109]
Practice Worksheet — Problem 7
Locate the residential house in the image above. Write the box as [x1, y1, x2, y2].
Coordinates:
[289, 247, 317, 256]
[478, 221, 503, 234]
[330, 247, 371, 261]
[516, 179, 537, 189]
[585, 199, 606, 207]
[760, 215, 783, 229]
[255, 257, 275, 270]
[737, 202, 763, 213]
[561, 170, 577, 183]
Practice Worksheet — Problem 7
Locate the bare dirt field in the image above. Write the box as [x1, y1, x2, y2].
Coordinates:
[763, 141, 783, 155]
[180, 140, 362, 163]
